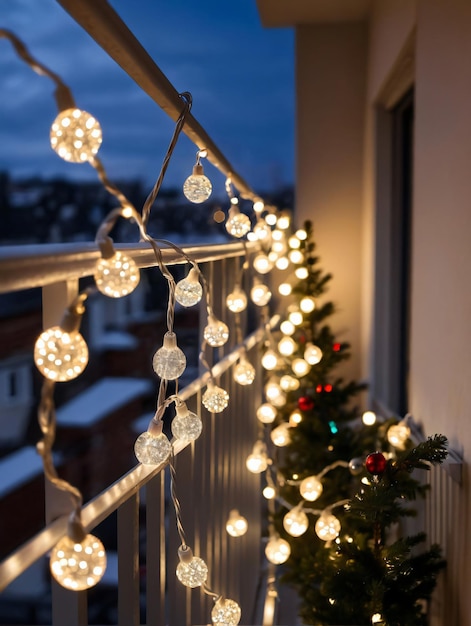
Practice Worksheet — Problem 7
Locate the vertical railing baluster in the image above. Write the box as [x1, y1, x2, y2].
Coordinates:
[117, 493, 140, 626]
[145, 470, 166, 626]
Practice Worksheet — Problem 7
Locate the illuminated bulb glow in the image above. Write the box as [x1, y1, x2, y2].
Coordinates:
[295, 267, 309, 279]
[288, 236, 301, 249]
[204, 316, 229, 347]
[263, 485, 276, 499]
[295, 229, 307, 240]
[250, 283, 272, 306]
[280, 320, 295, 336]
[270, 422, 291, 447]
[226, 287, 248, 313]
[225, 207, 251, 238]
[275, 256, 290, 270]
[288, 310, 303, 326]
[283, 507, 309, 537]
[276, 214, 290, 230]
[304, 343, 323, 365]
[288, 250, 304, 264]
[265, 537, 291, 564]
[50, 108, 102, 163]
[292, 358, 311, 377]
[289, 409, 303, 425]
[226, 510, 248, 537]
[256, 403, 277, 424]
[183, 164, 212, 203]
[265, 213, 277, 226]
[362, 411, 377, 426]
[233, 358, 255, 385]
[175, 268, 203, 307]
[272, 229, 283, 241]
[134, 431, 172, 465]
[315, 512, 341, 541]
[271, 241, 286, 254]
[176, 553, 208, 588]
[253, 200, 265, 213]
[261, 348, 279, 370]
[171, 402, 202, 443]
[152, 332, 186, 380]
[253, 218, 271, 242]
[280, 375, 300, 391]
[253, 253, 274, 274]
[34, 327, 88, 382]
[299, 296, 316, 313]
[202, 384, 229, 413]
[212, 597, 242, 625]
[264, 379, 286, 407]
[278, 336, 296, 356]
[300, 475, 323, 501]
[246, 441, 268, 473]
[387, 422, 411, 449]
[50, 534, 106, 590]
[278, 283, 292, 296]
[94, 251, 140, 298]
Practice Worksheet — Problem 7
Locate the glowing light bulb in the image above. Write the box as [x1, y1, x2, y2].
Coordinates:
[288, 250, 304, 264]
[233, 357, 255, 385]
[371, 613, 386, 625]
[152, 332, 186, 380]
[272, 229, 283, 241]
[171, 402, 202, 443]
[387, 422, 411, 449]
[250, 283, 272, 306]
[94, 250, 140, 298]
[270, 422, 291, 447]
[362, 410, 377, 426]
[278, 336, 296, 356]
[275, 256, 290, 270]
[212, 597, 242, 625]
[262, 348, 279, 370]
[175, 268, 203, 307]
[50, 108, 102, 163]
[176, 546, 208, 588]
[288, 235, 301, 249]
[264, 379, 286, 407]
[276, 213, 291, 230]
[253, 199, 265, 213]
[315, 512, 341, 541]
[225, 206, 251, 238]
[183, 162, 212, 203]
[34, 326, 88, 382]
[204, 316, 229, 347]
[289, 409, 303, 425]
[295, 266, 309, 279]
[280, 375, 300, 392]
[253, 253, 274, 274]
[304, 343, 323, 365]
[280, 320, 295, 336]
[246, 441, 268, 473]
[265, 537, 291, 564]
[300, 475, 323, 501]
[278, 282, 292, 296]
[134, 430, 172, 465]
[299, 296, 316, 313]
[265, 212, 277, 226]
[256, 403, 277, 424]
[202, 383, 229, 413]
[226, 286, 248, 313]
[50, 533, 106, 591]
[253, 218, 271, 242]
[288, 310, 303, 326]
[283, 507, 309, 537]
[263, 485, 276, 499]
[271, 240, 287, 254]
[292, 358, 311, 377]
[226, 509, 248, 537]
[295, 229, 307, 240]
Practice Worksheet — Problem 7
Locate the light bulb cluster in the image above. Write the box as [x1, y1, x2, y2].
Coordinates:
[50, 108, 102, 163]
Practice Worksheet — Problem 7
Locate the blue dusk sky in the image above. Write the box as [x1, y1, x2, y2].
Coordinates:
[0, 1, 295, 197]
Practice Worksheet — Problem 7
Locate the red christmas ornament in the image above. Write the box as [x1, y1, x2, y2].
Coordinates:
[333, 343, 341, 352]
[316, 384, 323, 393]
[298, 396, 314, 411]
[324, 384, 333, 393]
[365, 452, 387, 475]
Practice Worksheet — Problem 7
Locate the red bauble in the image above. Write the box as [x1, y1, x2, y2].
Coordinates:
[298, 396, 314, 411]
[365, 452, 387, 475]
[324, 384, 333, 393]
[333, 342, 341, 352]
[316, 384, 323, 393]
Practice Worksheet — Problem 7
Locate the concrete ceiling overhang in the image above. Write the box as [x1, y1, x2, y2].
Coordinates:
[256, 0, 373, 27]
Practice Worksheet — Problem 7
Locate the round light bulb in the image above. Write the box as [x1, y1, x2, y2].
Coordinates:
[265, 537, 291, 564]
[272, 229, 283, 241]
[175, 268, 203, 307]
[94, 251, 140, 298]
[256, 403, 277, 424]
[288, 235, 301, 249]
[204, 316, 229, 347]
[295, 267, 309, 279]
[246, 441, 268, 473]
[283, 507, 309, 537]
[276, 214, 290, 230]
[183, 166, 212, 203]
[202, 383, 229, 413]
[270, 422, 291, 447]
[387, 422, 411, 449]
[288, 310, 303, 326]
[226, 287, 248, 313]
[278, 336, 296, 356]
[50, 108, 102, 163]
[250, 283, 272, 306]
[288, 250, 304, 264]
[176, 555, 208, 588]
[34, 327, 88, 382]
[371, 613, 386, 625]
[264, 380, 286, 407]
[300, 475, 323, 501]
[261, 348, 279, 371]
[278, 283, 292, 296]
[263, 485, 276, 499]
[304, 343, 323, 365]
[233, 358, 256, 386]
[280, 375, 300, 391]
[50, 533, 106, 591]
[289, 409, 303, 425]
[134, 431, 172, 465]
[315, 512, 341, 542]
[253, 253, 274, 274]
[265, 212, 277, 226]
[271, 240, 287, 254]
[295, 229, 307, 240]
[292, 358, 311, 377]
[299, 296, 316, 313]
[152, 332, 186, 380]
[362, 410, 377, 426]
[275, 256, 290, 270]
[212, 597, 242, 625]
[226, 510, 248, 537]
[280, 320, 295, 336]
[253, 219, 271, 242]
[225, 207, 251, 238]
[171, 402, 203, 443]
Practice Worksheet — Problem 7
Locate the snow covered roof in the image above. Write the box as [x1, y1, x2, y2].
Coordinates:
[56, 377, 154, 428]
[93, 331, 139, 351]
[0, 446, 43, 498]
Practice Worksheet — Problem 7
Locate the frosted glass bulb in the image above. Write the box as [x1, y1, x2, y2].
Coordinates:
[280, 375, 300, 391]
[280, 320, 295, 336]
[289, 410, 303, 425]
[50, 108, 102, 163]
[295, 229, 307, 240]
[152, 332, 186, 380]
[362, 411, 377, 426]
[288, 250, 304, 264]
[300, 475, 323, 501]
[288, 235, 301, 249]
[233, 358, 255, 385]
[278, 283, 292, 296]
[183, 164, 212, 203]
[176, 556, 208, 588]
[295, 267, 309, 279]
[204, 316, 229, 347]
[246, 441, 268, 473]
[300, 296, 316, 313]
[283, 507, 309, 537]
[50, 533, 106, 590]
[265, 537, 290, 564]
[304, 343, 323, 365]
[256, 403, 277, 424]
[262, 348, 279, 370]
[212, 597, 242, 625]
[34, 327, 88, 382]
[134, 431, 172, 465]
[225, 207, 251, 238]
[250, 283, 272, 306]
[171, 402, 202, 443]
[315, 512, 341, 541]
[175, 268, 203, 307]
[253, 219, 271, 242]
[292, 358, 311, 377]
[202, 383, 229, 413]
[270, 422, 291, 446]
[226, 510, 248, 537]
[263, 485, 276, 499]
[278, 336, 296, 356]
[253, 253, 274, 274]
[275, 256, 290, 270]
[94, 251, 140, 298]
[226, 287, 248, 313]
[288, 310, 303, 326]
[387, 422, 411, 449]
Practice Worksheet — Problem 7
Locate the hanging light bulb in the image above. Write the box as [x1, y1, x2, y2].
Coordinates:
[272, 229, 283, 241]
[50, 516, 106, 591]
[280, 375, 300, 392]
[280, 320, 295, 336]
[300, 475, 323, 501]
[263, 485, 276, 500]
[265, 536, 291, 564]
[261, 348, 279, 371]
[175, 267, 203, 307]
[253, 199, 265, 213]
[233, 356, 255, 385]
[256, 403, 277, 424]
[292, 358, 311, 377]
[289, 409, 303, 425]
[183, 150, 212, 203]
[288, 309, 303, 326]
[246, 441, 269, 473]
[94, 237, 140, 298]
[362, 410, 377, 426]
[295, 228, 307, 240]
[203, 315, 229, 347]
[387, 421, 411, 449]
[270, 422, 291, 447]
[299, 296, 316, 313]
[271, 240, 287, 255]
[202, 382, 229, 413]
[226, 509, 248, 537]
[250, 282, 272, 307]
[283, 506, 309, 537]
[278, 336, 296, 356]
[315, 511, 341, 542]
[265, 212, 277, 226]
[288, 249, 304, 265]
[253, 252, 274, 274]
[211, 597, 242, 625]
[226, 286, 248, 313]
[152, 332, 186, 380]
[253, 218, 271, 242]
[171, 401, 203, 443]
[264, 378, 286, 407]
[176, 546, 208, 588]
[276, 212, 291, 230]
[288, 235, 301, 249]
[225, 206, 251, 238]
[134, 423, 172, 465]
[50, 108, 102, 163]
[304, 343, 323, 365]
[278, 282, 292, 296]
[275, 256, 290, 270]
[295, 266, 309, 279]
[371, 613, 386, 625]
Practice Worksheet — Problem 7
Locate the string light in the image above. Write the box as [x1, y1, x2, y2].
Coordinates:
[202, 382, 229, 413]
[256, 403, 277, 424]
[176, 546, 208, 588]
[152, 331, 186, 380]
[225, 206, 251, 238]
[278, 336, 296, 356]
[288, 249, 304, 265]
[211, 597, 242, 625]
[280, 320, 295, 336]
[299, 296, 316, 313]
[276, 212, 291, 230]
[288, 235, 301, 249]
[263, 485, 276, 500]
[233, 355, 255, 385]
[288, 308, 303, 326]
[289, 409, 303, 425]
[265, 212, 277, 226]
[300, 475, 323, 501]
[280, 374, 300, 392]
[134, 423, 172, 465]
[278, 282, 292, 296]
[315, 511, 341, 542]
[183, 149, 212, 203]
[292, 358, 311, 377]
[304, 343, 323, 365]
[203, 315, 229, 347]
[387, 419, 411, 449]
[250, 282, 272, 307]
[175, 267, 203, 307]
[171, 401, 203, 443]
[283, 506, 309, 537]
[226, 286, 248, 313]
[261, 348, 279, 371]
[253, 252, 274, 274]
[226, 509, 248, 537]
[265, 536, 291, 564]
[264, 378, 286, 407]
[50, 108, 102, 163]
[275, 256, 290, 270]
[295, 228, 307, 240]
[246, 441, 269, 473]
[362, 411, 377, 426]
[94, 237, 140, 298]
[252, 218, 271, 242]
[270, 422, 291, 447]
[295, 266, 309, 279]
